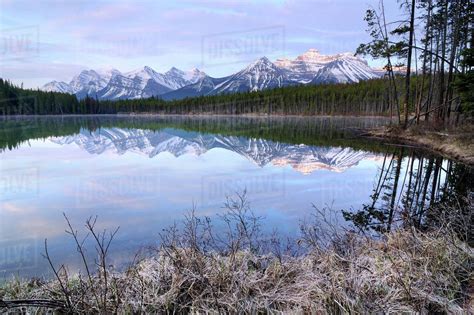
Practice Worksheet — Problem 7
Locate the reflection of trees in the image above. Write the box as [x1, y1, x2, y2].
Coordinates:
[0, 116, 390, 153]
[344, 148, 472, 233]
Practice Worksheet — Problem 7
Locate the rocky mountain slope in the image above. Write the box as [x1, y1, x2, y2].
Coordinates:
[42, 49, 380, 101]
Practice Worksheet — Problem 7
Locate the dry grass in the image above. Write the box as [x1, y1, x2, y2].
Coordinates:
[1, 195, 473, 313]
[369, 121, 474, 165]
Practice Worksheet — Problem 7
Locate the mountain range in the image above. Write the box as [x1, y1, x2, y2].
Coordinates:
[42, 49, 380, 101]
[50, 127, 380, 174]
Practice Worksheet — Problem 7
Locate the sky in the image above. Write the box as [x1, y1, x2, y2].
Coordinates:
[0, 0, 401, 88]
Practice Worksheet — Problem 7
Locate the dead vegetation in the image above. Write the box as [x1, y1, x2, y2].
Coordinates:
[1, 193, 473, 313]
[368, 121, 474, 166]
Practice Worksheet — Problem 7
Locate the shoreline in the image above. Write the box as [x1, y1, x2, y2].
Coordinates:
[1, 198, 472, 313]
[1, 113, 393, 119]
[2, 114, 472, 165]
[365, 125, 474, 166]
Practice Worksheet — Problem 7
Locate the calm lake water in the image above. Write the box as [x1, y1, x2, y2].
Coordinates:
[0, 115, 472, 278]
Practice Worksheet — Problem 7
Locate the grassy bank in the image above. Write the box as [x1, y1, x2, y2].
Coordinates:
[1, 195, 473, 313]
[367, 122, 474, 166]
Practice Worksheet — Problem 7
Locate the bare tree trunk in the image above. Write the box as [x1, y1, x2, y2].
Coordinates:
[437, 0, 448, 122]
[380, 0, 401, 124]
[403, 0, 416, 128]
[444, 1, 462, 123]
[417, 0, 433, 124]
[418, 158, 434, 226]
[388, 149, 404, 232]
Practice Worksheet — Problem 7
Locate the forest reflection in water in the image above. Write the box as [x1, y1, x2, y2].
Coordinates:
[0, 115, 472, 276]
[345, 147, 472, 237]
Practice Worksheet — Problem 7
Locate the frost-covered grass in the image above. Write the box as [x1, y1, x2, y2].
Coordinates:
[1, 194, 473, 313]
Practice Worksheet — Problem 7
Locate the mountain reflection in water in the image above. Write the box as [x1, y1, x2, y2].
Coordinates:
[0, 116, 471, 278]
[50, 127, 384, 174]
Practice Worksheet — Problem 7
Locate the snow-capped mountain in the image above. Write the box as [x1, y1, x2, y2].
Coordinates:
[96, 66, 173, 100]
[276, 49, 379, 84]
[42, 81, 74, 94]
[50, 127, 379, 174]
[161, 76, 227, 100]
[69, 69, 113, 99]
[163, 67, 206, 90]
[162, 57, 294, 100]
[311, 54, 379, 84]
[275, 48, 340, 83]
[210, 57, 294, 94]
[42, 66, 207, 100]
[41, 48, 380, 101]
[97, 66, 207, 100]
[42, 69, 121, 99]
[163, 50, 380, 100]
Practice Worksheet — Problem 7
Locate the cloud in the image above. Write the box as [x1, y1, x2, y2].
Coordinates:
[0, 0, 396, 88]
[1, 202, 30, 213]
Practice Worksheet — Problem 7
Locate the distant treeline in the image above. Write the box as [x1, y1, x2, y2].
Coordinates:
[0, 79, 80, 115]
[1, 76, 424, 116]
[1, 72, 469, 118]
[1, 0, 472, 124]
[102, 78, 394, 116]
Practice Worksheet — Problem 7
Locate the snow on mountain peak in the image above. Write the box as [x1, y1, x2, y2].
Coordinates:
[209, 56, 291, 94]
[42, 81, 73, 94]
[339, 52, 355, 57]
[71, 69, 101, 83]
[296, 48, 321, 61]
[165, 67, 205, 83]
[311, 56, 379, 84]
[142, 66, 161, 78]
[274, 49, 377, 84]
[143, 65, 154, 72]
[125, 66, 151, 77]
[165, 66, 183, 75]
[336, 52, 365, 63]
[274, 49, 337, 82]
[183, 68, 206, 83]
[96, 68, 121, 79]
[254, 56, 272, 64]
[40, 48, 378, 100]
[275, 57, 292, 67]
[68, 69, 109, 96]
[245, 56, 278, 71]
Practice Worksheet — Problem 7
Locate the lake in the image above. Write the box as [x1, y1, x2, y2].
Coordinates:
[0, 115, 472, 278]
